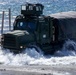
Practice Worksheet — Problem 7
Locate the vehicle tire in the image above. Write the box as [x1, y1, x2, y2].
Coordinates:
[27, 45, 43, 54]
[22, 45, 43, 57]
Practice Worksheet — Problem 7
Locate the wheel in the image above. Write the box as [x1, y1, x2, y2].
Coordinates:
[28, 45, 42, 52]
[22, 45, 43, 57]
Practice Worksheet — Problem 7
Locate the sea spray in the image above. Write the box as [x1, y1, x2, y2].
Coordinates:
[54, 39, 76, 56]
[0, 40, 76, 66]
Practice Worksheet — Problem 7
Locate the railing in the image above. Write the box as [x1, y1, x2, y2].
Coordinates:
[0, 9, 16, 34]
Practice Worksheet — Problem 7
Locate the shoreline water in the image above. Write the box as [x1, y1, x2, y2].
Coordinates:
[0, 65, 76, 75]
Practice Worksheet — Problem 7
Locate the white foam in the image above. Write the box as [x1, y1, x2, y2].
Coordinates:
[0, 40, 76, 66]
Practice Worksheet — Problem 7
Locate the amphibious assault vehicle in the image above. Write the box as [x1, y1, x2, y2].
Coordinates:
[1, 3, 76, 54]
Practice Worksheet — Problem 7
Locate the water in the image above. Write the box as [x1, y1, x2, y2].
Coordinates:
[0, 0, 76, 15]
[0, 0, 76, 66]
[0, 40, 76, 66]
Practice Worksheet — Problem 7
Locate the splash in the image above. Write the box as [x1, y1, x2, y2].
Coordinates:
[54, 39, 76, 56]
[0, 40, 76, 66]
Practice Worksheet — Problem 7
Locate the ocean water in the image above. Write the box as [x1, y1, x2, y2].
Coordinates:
[0, 0, 76, 66]
[0, 0, 76, 16]
[0, 40, 76, 66]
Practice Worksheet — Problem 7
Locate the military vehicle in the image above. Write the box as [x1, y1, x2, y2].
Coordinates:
[1, 3, 76, 54]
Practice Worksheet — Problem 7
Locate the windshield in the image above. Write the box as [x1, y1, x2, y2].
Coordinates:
[16, 21, 36, 31]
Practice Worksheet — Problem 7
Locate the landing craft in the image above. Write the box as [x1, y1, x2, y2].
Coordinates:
[1, 3, 76, 54]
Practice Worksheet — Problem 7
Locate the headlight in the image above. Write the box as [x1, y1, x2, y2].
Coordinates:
[20, 46, 23, 49]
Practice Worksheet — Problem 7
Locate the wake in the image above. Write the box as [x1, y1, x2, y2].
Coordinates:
[0, 40, 76, 66]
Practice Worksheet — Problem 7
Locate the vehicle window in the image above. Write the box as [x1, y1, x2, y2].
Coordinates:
[16, 21, 36, 31]
[28, 22, 36, 31]
[17, 22, 26, 27]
